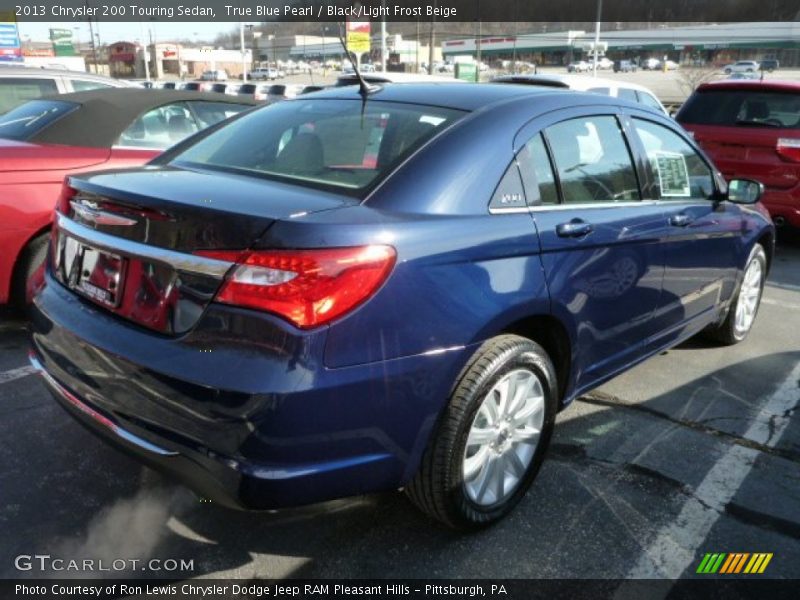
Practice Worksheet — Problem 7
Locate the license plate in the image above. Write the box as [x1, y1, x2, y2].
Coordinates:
[62, 236, 126, 308]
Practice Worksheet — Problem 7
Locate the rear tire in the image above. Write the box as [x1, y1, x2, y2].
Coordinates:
[706, 243, 766, 345]
[406, 335, 558, 529]
[11, 233, 48, 308]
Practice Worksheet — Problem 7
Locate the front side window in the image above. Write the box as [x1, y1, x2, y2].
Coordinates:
[170, 99, 464, 194]
[117, 102, 200, 149]
[544, 116, 640, 204]
[0, 78, 59, 114]
[633, 118, 715, 200]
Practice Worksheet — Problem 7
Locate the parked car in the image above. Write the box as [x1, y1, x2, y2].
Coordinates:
[664, 60, 680, 70]
[200, 69, 229, 81]
[642, 57, 661, 70]
[29, 84, 773, 528]
[209, 82, 240, 95]
[237, 83, 271, 102]
[677, 79, 800, 230]
[727, 72, 761, 81]
[567, 60, 590, 73]
[0, 89, 257, 306]
[300, 85, 326, 95]
[592, 57, 614, 70]
[724, 61, 760, 75]
[613, 59, 637, 73]
[266, 84, 304, 103]
[759, 59, 779, 72]
[250, 68, 279, 81]
[159, 81, 179, 90]
[180, 81, 211, 92]
[0, 66, 134, 114]
[491, 74, 668, 115]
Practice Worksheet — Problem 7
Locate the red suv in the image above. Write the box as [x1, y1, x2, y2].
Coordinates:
[677, 80, 800, 230]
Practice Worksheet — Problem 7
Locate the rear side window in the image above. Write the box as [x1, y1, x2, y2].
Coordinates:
[171, 99, 464, 194]
[188, 101, 249, 128]
[117, 102, 199, 148]
[633, 119, 715, 200]
[679, 89, 800, 129]
[544, 116, 639, 204]
[517, 134, 558, 205]
[0, 99, 77, 140]
[0, 78, 59, 114]
[637, 91, 664, 112]
[71, 79, 113, 92]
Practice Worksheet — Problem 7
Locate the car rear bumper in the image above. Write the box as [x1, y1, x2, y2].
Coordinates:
[762, 188, 800, 229]
[30, 274, 473, 509]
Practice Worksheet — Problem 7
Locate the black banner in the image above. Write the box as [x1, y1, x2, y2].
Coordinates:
[3, 579, 800, 600]
[4, 0, 800, 23]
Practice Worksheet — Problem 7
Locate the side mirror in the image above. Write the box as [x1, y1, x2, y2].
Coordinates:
[727, 179, 764, 204]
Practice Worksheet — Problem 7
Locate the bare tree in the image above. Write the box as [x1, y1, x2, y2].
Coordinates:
[676, 65, 721, 97]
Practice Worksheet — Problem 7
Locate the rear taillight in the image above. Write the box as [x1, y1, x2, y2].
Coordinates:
[777, 138, 800, 163]
[56, 183, 77, 214]
[197, 246, 396, 329]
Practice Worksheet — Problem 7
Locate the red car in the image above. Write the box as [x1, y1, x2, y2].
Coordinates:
[0, 89, 256, 306]
[677, 80, 800, 230]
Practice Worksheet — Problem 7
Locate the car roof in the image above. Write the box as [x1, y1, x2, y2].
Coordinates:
[0, 65, 131, 83]
[295, 81, 618, 112]
[697, 79, 800, 92]
[491, 74, 659, 96]
[21, 88, 258, 148]
[337, 72, 465, 85]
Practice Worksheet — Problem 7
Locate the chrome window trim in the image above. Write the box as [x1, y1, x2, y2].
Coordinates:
[56, 212, 234, 279]
[489, 200, 664, 214]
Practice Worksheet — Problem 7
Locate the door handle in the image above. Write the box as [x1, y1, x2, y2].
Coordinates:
[556, 220, 594, 238]
[670, 213, 693, 227]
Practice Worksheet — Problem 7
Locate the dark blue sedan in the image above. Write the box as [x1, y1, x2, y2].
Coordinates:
[29, 83, 774, 528]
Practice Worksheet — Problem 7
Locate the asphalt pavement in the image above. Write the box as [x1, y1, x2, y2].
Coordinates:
[1, 239, 798, 583]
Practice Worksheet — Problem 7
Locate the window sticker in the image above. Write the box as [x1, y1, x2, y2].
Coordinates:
[653, 151, 691, 197]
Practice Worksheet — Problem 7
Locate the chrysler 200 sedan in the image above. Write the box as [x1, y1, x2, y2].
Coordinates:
[29, 84, 774, 528]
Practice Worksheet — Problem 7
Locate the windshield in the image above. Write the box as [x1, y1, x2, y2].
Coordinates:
[0, 99, 78, 141]
[170, 98, 465, 195]
[679, 89, 800, 129]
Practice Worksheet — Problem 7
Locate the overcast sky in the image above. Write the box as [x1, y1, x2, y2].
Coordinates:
[16, 22, 244, 45]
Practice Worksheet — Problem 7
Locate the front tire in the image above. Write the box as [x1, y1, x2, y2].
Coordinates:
[706, 243, 766, 345]
[406, 335, 558, 529]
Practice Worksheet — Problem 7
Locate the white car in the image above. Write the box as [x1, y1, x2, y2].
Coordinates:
[642, 58, 661, 70]
[200, 69, 228, 81]
[251, 68, 278, 81]
[491, 74, 669, 115]
[567, 61, 591, 73]
[724, 61, 760, 74]
[592, 57, 614, 70]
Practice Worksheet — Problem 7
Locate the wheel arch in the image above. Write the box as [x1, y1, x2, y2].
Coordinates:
[9, 224, 51, 305]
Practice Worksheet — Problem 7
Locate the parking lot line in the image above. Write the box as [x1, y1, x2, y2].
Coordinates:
[762, 297, 800, 311]
[618, 360, 800, 584]
[0, 365, 37, 385]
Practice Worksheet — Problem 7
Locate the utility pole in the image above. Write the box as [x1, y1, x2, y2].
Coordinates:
[240, 22, 247, 82]
[380, 0, 387, 72]
[139, 21, 150, 82]
[85, 2, 98, 73]
[593, 0, 602, 77]
[475, 0, 481, 82]
[416, 17, 420, 73]
[427, 0, 436, 75]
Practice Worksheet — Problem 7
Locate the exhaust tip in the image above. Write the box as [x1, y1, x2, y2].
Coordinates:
[774, 216, 786, 228]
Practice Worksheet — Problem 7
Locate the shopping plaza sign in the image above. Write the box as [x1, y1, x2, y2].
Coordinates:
[0, 11, 21, 61]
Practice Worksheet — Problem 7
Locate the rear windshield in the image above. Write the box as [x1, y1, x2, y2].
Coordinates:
[268, 85, 286, 95]
[679, 89, 800, 129]
[238, 84, 256, 94]
[0, 99, 78, 141]
[170, 98, 465, 195]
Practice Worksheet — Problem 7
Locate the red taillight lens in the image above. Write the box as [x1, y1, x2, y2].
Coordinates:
[198, 246, 396, 329]
[777, 138, 800, 163]
[56, 183, 77, 214]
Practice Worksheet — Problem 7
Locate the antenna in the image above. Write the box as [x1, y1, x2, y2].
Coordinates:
[336, 22, 381, 98]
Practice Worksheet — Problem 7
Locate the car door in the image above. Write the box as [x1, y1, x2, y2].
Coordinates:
[516, 110, 668, 390]
[628, 115, 743, 347]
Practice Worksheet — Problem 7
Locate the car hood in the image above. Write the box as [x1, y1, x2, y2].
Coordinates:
[0, 138, 110, 172]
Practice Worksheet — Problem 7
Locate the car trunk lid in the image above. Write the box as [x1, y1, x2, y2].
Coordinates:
[52, 165, 353, 334]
